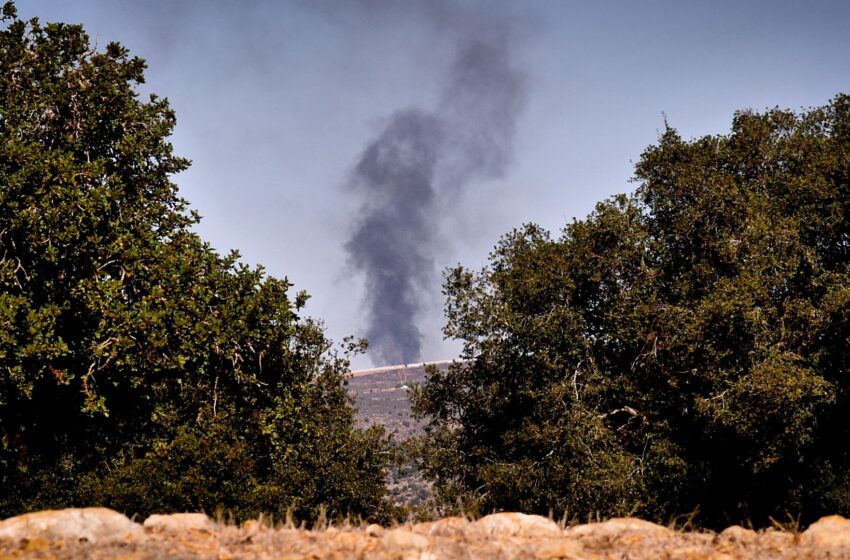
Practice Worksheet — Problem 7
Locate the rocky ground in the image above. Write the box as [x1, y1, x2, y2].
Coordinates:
[2, 508, 850, 559]
[347, 363, 436, 441]
[347, 362, 438, 507]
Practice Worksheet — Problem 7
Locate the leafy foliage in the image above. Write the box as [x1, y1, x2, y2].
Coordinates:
[413, 96, 850, 527]
[0, 3, 391, 522]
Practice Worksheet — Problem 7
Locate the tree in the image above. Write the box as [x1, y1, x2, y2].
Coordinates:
[0, 2, 391, 521]
[413, 95, 850, 527]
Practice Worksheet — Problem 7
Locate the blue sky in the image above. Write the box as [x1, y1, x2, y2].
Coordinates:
[21, 1, 850, 366]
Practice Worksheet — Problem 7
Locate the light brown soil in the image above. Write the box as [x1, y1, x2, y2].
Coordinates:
[2, 510, 850, 560]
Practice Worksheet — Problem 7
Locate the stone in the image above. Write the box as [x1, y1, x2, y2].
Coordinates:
[707, 553, 736, 560]
[381, 528, 430, 550]
[475, 512, 562, 538]
[364, 523, 384, 537]
[331, 531, 365, 548]
[531, 537, 585, 559]
[412, 516, 470, 537]
[565, 517, 671, 546]
[0, 507, 144, 543]
[399, 552, 428, 560]
[759, 529, 795, 553]
[143, 512, 216, 533]
[717, 525, 757, 545]
[242, 519, 265, 535]
[801, 515, 850, 548]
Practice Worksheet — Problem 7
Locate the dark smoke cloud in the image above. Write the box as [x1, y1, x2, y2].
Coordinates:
[345, 110, 442, 365]
[345, 5, 527, 366]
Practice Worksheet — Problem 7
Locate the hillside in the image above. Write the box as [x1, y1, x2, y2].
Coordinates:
[347, 361, 451, 440]
[346, 361, 452, 507]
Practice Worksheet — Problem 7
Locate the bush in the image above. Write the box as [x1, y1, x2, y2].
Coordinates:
[0, 2, 391, 522]
[413, 96, 850, 528]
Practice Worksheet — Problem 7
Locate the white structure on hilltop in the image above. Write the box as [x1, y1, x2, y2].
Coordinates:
[348, 359, 456, 379]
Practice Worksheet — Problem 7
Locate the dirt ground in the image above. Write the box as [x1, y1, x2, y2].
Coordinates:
[2, 509, 850, 560]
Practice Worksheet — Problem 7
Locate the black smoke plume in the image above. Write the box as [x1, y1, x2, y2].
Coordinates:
[346, 14, 526, 366]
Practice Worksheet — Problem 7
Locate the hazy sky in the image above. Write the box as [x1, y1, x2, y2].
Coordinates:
[21, 1, 850, 367]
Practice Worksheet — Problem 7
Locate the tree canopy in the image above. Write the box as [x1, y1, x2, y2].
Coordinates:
[413, 95, 850, 527]
[0, 2, 391, 521]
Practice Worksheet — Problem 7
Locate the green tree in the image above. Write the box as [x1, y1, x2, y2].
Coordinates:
[0, 2, 391, 521]
[413, 96, 850, 527]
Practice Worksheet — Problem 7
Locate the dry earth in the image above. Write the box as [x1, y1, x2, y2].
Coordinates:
[347, 362, 440, 507]
[347, 362, 439, 441]
[2, 508, 850, 559]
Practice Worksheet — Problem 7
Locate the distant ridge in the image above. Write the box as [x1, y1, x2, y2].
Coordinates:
[349, 359, 456, 378]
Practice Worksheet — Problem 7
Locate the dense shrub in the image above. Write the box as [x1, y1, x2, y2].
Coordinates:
[0, 2, 391, 522]
[413, 95, 850, 527]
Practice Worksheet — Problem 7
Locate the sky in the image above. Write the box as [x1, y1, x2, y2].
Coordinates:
[20, 0, 850, 368]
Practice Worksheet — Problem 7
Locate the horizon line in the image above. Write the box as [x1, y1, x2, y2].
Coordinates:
[349, 359, 459, 378]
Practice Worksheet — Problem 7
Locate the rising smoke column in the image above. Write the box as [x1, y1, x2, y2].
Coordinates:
[345, 18, 526, 366]
[345, 110, 443, 366]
